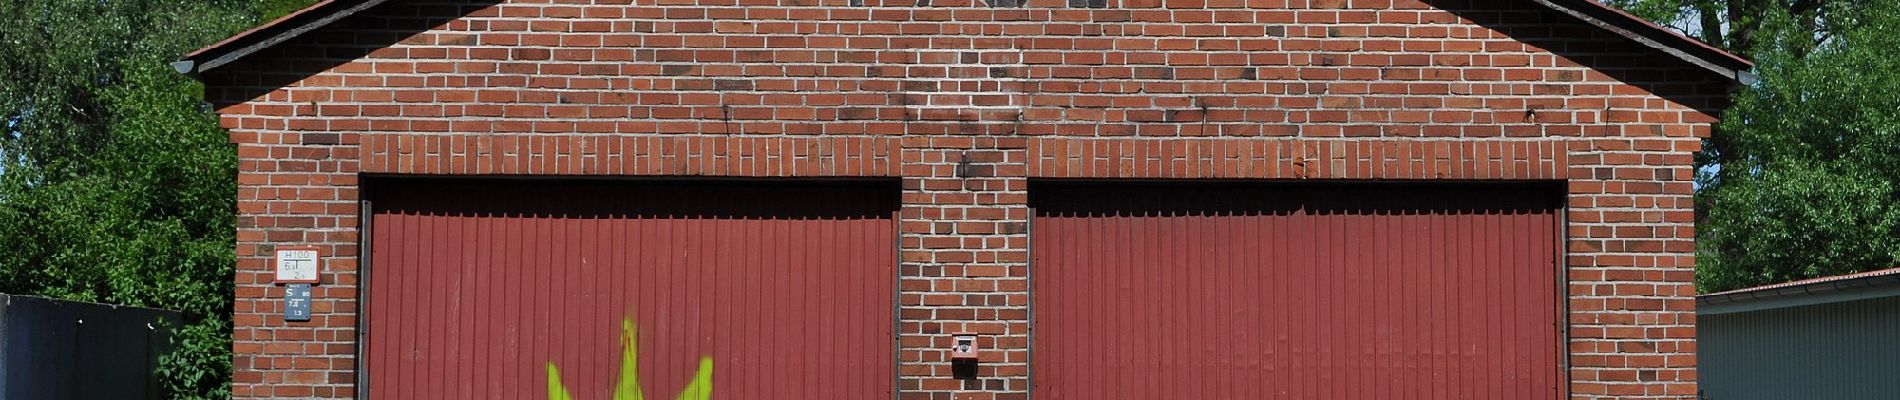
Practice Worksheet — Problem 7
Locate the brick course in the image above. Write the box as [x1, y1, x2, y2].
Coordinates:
[206, 0, 1727, 398]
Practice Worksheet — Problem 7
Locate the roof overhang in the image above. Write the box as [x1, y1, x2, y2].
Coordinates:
[172, 0, 394, 75]
[175, 0, 1756, 84]
[1698, 267, 1900, 315]
[1532, 0, 1756, 84]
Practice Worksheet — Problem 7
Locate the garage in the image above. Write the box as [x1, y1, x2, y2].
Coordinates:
[1031, 182, 1564, 399]
[362, 179, 897, 399]
[193, 0, 1738, 394]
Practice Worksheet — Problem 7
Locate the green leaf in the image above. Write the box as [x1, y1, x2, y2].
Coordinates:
[545, 319, 714, 400]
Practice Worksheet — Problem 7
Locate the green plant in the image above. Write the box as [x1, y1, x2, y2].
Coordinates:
[547, 319, 714, 400]
[1606, 0, 1900, 292]
[1, 0, 318, 396]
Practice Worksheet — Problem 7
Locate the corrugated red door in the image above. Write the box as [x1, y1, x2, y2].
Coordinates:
[365, 179, 896, 399]
[1031, 182, 1562, 399]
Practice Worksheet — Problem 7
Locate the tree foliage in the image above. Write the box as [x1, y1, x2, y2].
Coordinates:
[0, 0, 309, 397]
[1602, 0, 1862, 60]
[1603, 0, 1900, 291]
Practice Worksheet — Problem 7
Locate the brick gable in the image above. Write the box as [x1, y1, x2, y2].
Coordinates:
[208, 0, 1727, 398]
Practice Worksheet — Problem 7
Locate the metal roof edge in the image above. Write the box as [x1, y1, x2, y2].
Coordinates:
[1697, 268, 1900, 315]
[176, 0, 389, 74]
[177, 0, 1756, 82]
[1698, 281, 1900, 315]
[1531, 0, 1755, 83]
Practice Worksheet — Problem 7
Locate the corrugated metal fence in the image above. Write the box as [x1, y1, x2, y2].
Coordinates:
[0, 294, 182, 400]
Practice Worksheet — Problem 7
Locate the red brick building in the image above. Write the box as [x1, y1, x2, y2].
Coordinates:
[180, 0, 1748, 398]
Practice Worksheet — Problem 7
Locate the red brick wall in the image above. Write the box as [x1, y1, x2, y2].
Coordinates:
[207, 0, 1727, 398]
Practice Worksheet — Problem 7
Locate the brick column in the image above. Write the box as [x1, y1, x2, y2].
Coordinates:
[1563, 130, 1705, 399]
[898, 136, 1031, 399]
[229, 125, 365, 398]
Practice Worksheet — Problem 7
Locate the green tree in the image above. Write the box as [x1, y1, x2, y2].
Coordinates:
[1602, 0, 1900, 291]
[0, 0, 311, 397]
[1602, 0, 1862, 59]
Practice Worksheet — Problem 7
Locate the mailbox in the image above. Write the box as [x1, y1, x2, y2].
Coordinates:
[951, 333, 979, 360]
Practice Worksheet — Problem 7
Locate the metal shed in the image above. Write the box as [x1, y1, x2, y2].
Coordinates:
[1697, 267, 1900, 400]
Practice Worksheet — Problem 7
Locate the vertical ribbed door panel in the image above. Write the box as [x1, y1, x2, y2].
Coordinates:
[365, 180, 896, 399]
[1031, 182, 1561, 399]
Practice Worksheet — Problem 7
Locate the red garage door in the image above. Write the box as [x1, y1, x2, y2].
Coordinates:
[365, 179, 896, 399]
[1031, 182, 1562, 399]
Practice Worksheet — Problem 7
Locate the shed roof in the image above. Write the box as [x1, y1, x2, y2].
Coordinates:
[173, 0, 1754, 82]
[1699, 267, 1900, 315]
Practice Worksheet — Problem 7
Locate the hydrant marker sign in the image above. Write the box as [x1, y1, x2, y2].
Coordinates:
[274, 247, 321, 284]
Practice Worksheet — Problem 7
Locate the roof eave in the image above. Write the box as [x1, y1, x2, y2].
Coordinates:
[177, 0, 1757, 84]
[1532, 0, 1755, 84]
[176, 0, 391, 74]
[1698, 268, 1900, 315]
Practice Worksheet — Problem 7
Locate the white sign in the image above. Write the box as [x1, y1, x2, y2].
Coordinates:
[275, 248, 320, 283]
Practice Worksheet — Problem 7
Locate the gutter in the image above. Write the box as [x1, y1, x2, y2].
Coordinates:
[1698, 270, 1900, 315]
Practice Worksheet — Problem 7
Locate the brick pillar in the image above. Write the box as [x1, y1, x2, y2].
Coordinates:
[229, 125, 365, 398]
[898, 136, 1031, 399]
[1564, 132, 1703, 398]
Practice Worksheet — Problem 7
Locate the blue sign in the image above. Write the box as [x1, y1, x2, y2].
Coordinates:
[284, 284, 312, 322]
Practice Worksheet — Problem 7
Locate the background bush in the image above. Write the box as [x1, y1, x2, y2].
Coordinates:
[1606, 0, 1900, 292]
[1, 0, 309, 397]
